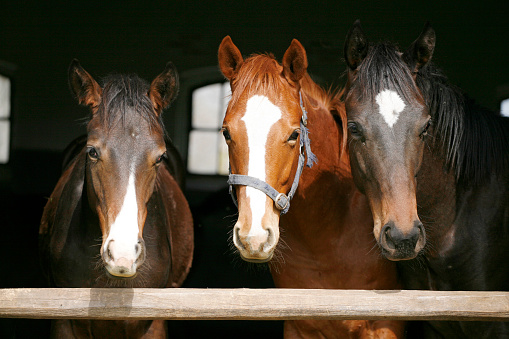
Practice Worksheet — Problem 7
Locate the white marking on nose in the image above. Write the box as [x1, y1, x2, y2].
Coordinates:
[241, 95, 282, 239]
[105, 167, 139, 263]
[375, 90, 406, 128]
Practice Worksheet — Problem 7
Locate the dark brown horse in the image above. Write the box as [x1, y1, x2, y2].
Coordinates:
[343, 21, 509, 338]
[39, 60, 194, 338]
[218, 36, 404, 338]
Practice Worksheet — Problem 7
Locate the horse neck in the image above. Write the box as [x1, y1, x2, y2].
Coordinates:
[281, 90, 367, 240]
[416, 145, 457, 257]
[275, 92, 384, 284]
[297, 88, 351, 195]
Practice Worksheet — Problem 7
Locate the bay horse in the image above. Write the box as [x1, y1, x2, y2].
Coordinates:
[343, 21, 509, 338]
[39, 60, 194, 338]
[218, 36, 404, 338]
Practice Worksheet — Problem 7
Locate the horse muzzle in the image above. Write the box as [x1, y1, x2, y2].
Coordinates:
[233, 223, 278, 263]
[379, 220, 426, 261]
[102, 238, 146, 278]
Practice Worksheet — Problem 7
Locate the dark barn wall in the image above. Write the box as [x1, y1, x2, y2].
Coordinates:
[0, 1, 508, 338]
[1, 1, 508, 154]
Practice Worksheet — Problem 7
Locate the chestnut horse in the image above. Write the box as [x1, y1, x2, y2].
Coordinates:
[218, 36, 404, 338]
[343, 21, 509, 338]
[39, 60, 194, 338]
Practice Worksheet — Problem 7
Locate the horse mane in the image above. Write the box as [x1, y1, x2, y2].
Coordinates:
[348, 41, 509, 185]
[93, 74, 164, 133]
[300, 73, 347, 154]
[417, 61, 509, 184]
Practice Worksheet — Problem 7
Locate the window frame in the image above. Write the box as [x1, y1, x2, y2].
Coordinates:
[164, 66, 230, 193]
[0, 60, 16, 166]
[187, 81, 230, 176]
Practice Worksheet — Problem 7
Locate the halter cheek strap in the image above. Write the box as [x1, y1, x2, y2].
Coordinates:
[228, 91, 317, 215]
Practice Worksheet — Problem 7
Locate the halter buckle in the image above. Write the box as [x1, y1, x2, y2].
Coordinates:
[274, 193, 290, 211]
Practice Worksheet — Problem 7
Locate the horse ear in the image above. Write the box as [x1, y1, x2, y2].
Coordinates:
[68, 59, 102, 109]
[149, 62, 180, 115]
[344, 20, 368, 70]
[218, 36, 244, 80]
[282, 39, 308, 83]
[403, 22, 436, 73]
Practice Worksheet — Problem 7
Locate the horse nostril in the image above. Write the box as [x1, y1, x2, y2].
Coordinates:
[234, 226, 246, 250]
[415, 221, 425, 235]
[266, 228, 276, 247]
[415, 221, 426, 248]
[104, 241, 114, 261]
[381, 224, 396, 250]
[134, 239, 146, 265]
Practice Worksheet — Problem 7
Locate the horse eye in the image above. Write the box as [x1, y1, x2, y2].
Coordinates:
[222, 128, 231, 141]
[347, 122, 365, 141]
[288, 130, 300, 142]
[420, 119, 432, 139]
[87, 147, 99, 160]
[155, 152, 167, 165]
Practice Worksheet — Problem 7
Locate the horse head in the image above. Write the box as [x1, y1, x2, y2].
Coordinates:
[343, 21, 435, 260]
[218, 37, 309, 262]
[68, 60, 179, 277]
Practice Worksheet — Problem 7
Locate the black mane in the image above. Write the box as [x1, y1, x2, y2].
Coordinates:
[349, 41, 509, 185]
[94, 74, 163, 132]
[417, 61, 509, 184]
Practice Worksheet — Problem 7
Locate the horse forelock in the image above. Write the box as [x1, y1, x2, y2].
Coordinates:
[92, 74, 164, 134]
[229, 54, 285, 107]
[229, 53, 337, 119]
[346, 42, 421, 105]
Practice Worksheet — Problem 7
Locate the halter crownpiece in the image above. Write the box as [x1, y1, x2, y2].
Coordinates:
[228, 91, 317, 214]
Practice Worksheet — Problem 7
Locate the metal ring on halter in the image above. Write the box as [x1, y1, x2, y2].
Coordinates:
[274, 193, 290, 211]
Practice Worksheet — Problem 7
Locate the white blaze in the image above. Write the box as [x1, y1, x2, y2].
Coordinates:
[105, 168, 139, 264]
[375, 90, 406, 128]
[241, 95, 282, 239]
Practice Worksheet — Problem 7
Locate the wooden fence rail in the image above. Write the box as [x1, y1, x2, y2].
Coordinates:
[0, 288, 508, 321]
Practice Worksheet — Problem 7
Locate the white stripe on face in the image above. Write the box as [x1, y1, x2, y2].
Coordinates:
[375, 89, 406, 128]
[241, 95, 282, 237]
[105, 167, 139, 261]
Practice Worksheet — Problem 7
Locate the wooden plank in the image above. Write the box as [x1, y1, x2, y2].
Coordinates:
[0, 288, 508, 321]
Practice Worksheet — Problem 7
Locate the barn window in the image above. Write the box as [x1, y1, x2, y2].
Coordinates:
[187, 82, 230, 175]
[0, 74, 11, 164]
[501, 98, 509, 117]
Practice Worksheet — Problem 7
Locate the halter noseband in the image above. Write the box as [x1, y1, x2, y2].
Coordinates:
[228, 91, 317, 214]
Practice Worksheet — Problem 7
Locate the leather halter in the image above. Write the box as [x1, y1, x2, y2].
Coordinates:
[228, 91, 317, 214]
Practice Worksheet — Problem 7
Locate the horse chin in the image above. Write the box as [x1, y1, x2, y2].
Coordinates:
[239, 252, 273, 264]
[105, 268, 139, 280]
[380, 248, 419, 261]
